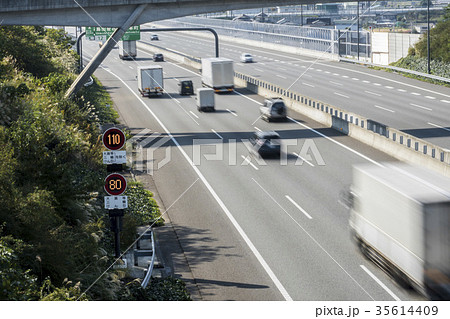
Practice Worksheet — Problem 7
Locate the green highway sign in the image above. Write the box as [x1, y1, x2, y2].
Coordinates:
[85, 26, 140, 41]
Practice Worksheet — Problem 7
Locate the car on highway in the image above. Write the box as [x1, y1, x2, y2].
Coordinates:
[153, 53, 164, 62]
[249, 131, 281, 158]
[151, 34, 159, 40]
[240, 53, 253, 63]
[179, 80, 194, 95]
[260, 98, 287, 122]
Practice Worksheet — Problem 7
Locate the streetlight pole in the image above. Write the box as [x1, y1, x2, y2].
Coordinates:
[427, 0, 431, 74]
[357, 0, 360, 60]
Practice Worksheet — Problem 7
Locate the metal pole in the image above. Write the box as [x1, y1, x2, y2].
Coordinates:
[357, 0, 360, 60]
[301, 5, 303, 26]
[114, 216, 121, 258]
[427, 0, 431, 74]
[76, 31, 86, 73]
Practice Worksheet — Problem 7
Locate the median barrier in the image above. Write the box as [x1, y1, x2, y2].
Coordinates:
[234, 71, 450, 178]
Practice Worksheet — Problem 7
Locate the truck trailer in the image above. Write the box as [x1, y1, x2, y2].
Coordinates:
[349, 163, 450, 300]
[137, 66, 164, 97]
[201, 57, 234, 93]
[119, 40, 137, 60]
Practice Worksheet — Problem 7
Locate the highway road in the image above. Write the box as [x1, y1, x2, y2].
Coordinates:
[80, 36, 428, 301]
[140, 23, 450, 150]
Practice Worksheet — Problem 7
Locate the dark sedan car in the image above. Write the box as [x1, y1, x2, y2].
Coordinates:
[153, 53, 164, 62]
[249, 131, 281, 158]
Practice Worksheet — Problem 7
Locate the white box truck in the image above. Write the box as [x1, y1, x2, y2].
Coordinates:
[201, 57, 234, 93]
[349, 163, 450, 300]
[137, 66, 164, 97]
[196, 88, 215, 112]
[119, 40, 137, 60]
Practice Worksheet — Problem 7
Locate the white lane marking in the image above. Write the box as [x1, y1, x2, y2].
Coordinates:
[294, 64, 299, 66]
[362, 80, 370, 83]
[226, 108, 238, 116]
[189, 111, 199, 119]
[324, 71, 331, 74]
[428, 122, 450, 132]
[233, 90, 263, 105]
[241, 155, 259, 170]
[211, 129, 223, 139]
[365, 91, 382, 97]
[411, 92, 421, 96]
[279, 67, 287, 71]
[352, 77, 359, 81]
[102, 67, 293, 301]
[342, 75, 349, 78]
[360, 265, 401, 301]
[425, 96, 436, 100]
[288, 117, 382, 166]
[236, 63, 244, 66]
[334, 92, 349, 99]
[252, 177, 375, 300]
[329, 81, 343, 86]
[441, 100, 450, 104]
[173, 99, 181, 104]
[259, 62, 266, 65]
[285, 195, 313, 219]
[254, 68, 264, 72]
[333, 73, 339, 76]
[374, 105, 395, 113]
[276, 74, 287, 79]
[373, 83, 381, 86]
[409, 103, 432, 111]
[397, 89, 407, 92]
[384, 86, 393, 89]
[292, 152, 314, 167]
[254, 126, 262, 132]
[128, 66, 133, 69]
[302, 82, 315, 88]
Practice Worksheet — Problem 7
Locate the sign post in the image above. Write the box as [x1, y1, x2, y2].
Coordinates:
[102, 127, 128, 259]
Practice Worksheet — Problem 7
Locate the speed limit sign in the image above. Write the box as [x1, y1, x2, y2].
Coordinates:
[104, 173, 127, 196]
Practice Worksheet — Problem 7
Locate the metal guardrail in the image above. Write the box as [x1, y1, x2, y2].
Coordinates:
[339, 57, 450, 83]
[137, 229, 155, 288]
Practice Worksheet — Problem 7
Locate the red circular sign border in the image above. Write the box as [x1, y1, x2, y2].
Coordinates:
[102, 127, 126, 151]
[104, 173, 127, 196]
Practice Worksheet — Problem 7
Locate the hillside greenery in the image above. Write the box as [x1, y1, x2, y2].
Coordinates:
[0, 26, 186, 301]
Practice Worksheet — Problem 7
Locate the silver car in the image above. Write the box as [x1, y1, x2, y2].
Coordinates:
[240, 53, 253, 63]
[260, 98, 287, 122]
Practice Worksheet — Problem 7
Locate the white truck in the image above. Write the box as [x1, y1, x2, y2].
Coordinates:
[137, 66, 164, 97]
[349, 163, 450, 300]
[201, 57, 234, 93]
[196, 88, 215, 112]
[119, 40, 137, 60]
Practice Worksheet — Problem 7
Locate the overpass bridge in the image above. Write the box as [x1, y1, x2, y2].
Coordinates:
[0, 0, 356, 97]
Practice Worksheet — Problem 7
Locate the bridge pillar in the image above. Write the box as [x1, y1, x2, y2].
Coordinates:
[65, 4, 147, 99]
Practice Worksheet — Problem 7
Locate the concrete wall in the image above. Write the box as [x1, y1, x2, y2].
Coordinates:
[372, 32, 421, 65]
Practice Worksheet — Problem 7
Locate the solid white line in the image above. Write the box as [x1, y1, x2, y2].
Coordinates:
[226, 108, 238, 116]
[334, 92, 349, 99]
[329, 81, 343, 86]
[292, 152, 314, 167]
[233, 90, 263, 105]
[102, 67, 292, 301]
[211, 129, 223, 139]
[241, 155, 259, 170]
[189, 111, 199, 119]
[360, 265, 401, 301]
[276, 74, 287, 79]
[288, 117, 383, 167]
[252, 177, 375, 300]
[365, 90, 382, 97]
[428, 122, 450, 132]
[409, 103, 432, 111]
[441, 100, 450, 104]
[374, 105, 395, 113]
[285, 195, 313, 219]
[302, 82, 315, 87]
[254, 126, 262, 132]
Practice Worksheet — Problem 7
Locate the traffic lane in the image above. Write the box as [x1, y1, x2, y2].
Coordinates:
[93, 66, 286, 301]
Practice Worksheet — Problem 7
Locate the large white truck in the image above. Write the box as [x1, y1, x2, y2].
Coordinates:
[201, 57, 234, 93]
[349, 163, 450, 300]
[137, 66, 164, 97]
[119, 40, 137, 60]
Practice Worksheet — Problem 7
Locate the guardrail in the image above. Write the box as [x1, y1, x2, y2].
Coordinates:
[132, 229, 155, 288]
[340, 58, 450, 83]
[234, 71, 450, 177]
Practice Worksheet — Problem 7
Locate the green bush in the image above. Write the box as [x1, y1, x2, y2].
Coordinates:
[118, 277, 191, 301]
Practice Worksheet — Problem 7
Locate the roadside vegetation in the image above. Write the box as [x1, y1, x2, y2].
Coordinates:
[389, 4, 450, 82]
[0, 26, 189, 300]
